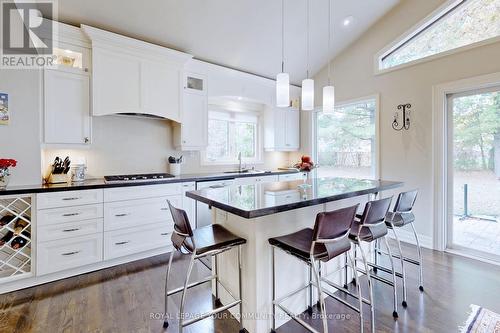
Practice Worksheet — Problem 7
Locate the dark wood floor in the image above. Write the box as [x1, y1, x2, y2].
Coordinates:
[1, 242, 500, 333]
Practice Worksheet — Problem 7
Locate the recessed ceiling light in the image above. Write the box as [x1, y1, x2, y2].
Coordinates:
[343, 16, 354, 27]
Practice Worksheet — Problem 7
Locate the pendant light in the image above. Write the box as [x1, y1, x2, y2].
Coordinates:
[301, 0, 314, 111]
[276, 0, 290, 107]
[322, 0, 335, 113]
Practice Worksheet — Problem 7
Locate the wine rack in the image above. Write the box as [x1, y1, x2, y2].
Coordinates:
[0, 195, 33, 283]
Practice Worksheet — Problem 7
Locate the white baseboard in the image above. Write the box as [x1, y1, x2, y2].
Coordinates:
[387, 227, 433, 250]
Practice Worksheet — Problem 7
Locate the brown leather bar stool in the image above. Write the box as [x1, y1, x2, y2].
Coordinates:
[163, 200, 247, 333]
[268, 205, 365, 333]
[348, 196, 400, 323]
[375, 190, 422, 308]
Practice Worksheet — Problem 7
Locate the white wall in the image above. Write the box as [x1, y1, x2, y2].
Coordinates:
[0, 69, 43, 186]
[307, 0, 500, 241]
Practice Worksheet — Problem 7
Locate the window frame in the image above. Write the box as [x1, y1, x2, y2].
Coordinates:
[312, 94, 380, 179]
[201, 108, 264, 166]
[374, 0, 500, 75]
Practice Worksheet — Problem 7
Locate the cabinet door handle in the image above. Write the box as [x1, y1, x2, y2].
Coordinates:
[62, 228, 80, 232]
[115, 213, 129, 217]
[61, 250, 80, 256]
[62, 212, 80, 217]
[115, 241, 130, 245]
[62, 197, 81, 201]
[84, 137, 90, 143]
[160, 208, 169, 211]
[161, 233, 169, 236]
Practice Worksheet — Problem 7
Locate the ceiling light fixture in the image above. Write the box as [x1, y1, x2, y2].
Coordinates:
[322, 0, 335, 113]
[343, 16, 354, 27]
[301, 0, 314, 111]
[276, 0, 290, 107]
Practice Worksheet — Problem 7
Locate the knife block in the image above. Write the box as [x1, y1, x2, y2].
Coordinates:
[48, 173, 70, 184]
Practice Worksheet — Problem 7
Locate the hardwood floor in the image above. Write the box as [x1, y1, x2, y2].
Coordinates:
[1, 242, 499, 333]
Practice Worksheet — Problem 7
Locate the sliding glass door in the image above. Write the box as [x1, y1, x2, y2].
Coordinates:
[447, 87, 500, 262]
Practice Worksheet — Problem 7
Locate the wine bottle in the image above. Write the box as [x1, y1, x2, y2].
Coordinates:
[0, 231, 14, 246]
[0, 215, 14, 227]
[13, 219, 28, 235]
[10, 235, 28, 250]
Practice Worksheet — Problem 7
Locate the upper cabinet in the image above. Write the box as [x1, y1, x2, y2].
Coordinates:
[173, 72, 208, 150]
[81, 25, 192, 121]
[42, 21, 92, 145]
[264, 107, 300, 152]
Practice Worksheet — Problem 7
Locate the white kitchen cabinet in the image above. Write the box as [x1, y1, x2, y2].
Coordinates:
[278, 172, 307, 182]
[173, 72, 208, 150]
[43, 69, 91, 145]
[264, 107, 300, 151]
[234, 175, 279, 186]
[82, 25, 192, 121]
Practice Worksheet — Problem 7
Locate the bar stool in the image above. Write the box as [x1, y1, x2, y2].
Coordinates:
[268, 205, 365, 333]
[376, 189, 422, 308]
[348, 196, 400, 320]
[163, 200, 247, 333]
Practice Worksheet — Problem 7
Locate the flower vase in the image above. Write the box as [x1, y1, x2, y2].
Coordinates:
[0, 169, 10, 189]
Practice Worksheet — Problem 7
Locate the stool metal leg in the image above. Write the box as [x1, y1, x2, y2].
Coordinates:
[163, 250, 175, 328]
[357, 242, 375, 333]
[344, 252, 349, 288]
[238, 245, 244, 333]
[410, 222, 424, 291]
[214, 252, 220, 305]
[390, 225, 408, 307]
[382, 236, 399, 318]
[271, 246, 276, 333]
[311, 257, 328, 333]
[373, 239, 378, 272]
[179, 252, 196, 333]
[347, 250, 364, 333]
[308, 264, 313, 315]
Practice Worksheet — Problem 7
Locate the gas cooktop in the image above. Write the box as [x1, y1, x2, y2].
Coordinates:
[104, 173, 175, 183]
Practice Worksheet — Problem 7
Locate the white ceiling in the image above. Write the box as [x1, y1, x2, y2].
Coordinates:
[43, 0, 399, 85]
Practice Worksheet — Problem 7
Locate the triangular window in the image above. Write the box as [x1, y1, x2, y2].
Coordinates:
[378, 0, 500, 71]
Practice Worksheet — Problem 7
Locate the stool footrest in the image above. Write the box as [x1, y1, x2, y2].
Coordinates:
[356, 266, 395, 287]
[167, 274, 216, 297]
[275, 303, 321, 333]
[320, 277, 371, 306]
[375, 248, 421, 266]
[368, 262, 404, 279]
[181, 299, 241, 327]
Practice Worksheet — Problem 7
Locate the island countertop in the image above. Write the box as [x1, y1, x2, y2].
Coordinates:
[186, 177, 404, 219]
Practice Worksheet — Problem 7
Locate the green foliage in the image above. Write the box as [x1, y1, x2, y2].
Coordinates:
[453, 91, 500, 170]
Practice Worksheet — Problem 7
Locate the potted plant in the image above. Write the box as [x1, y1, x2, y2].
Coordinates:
[0, 159, 17, 189]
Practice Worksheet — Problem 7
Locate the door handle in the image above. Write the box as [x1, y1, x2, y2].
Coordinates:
[115, 241, 130, 245]
[61, 251, 80, 256]
[62, 228, 80, 232]
[62, 212, 80, 217]
[115, 213, 129, 217]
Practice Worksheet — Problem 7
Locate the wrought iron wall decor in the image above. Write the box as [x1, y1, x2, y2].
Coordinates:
[393, 103, 411, 131]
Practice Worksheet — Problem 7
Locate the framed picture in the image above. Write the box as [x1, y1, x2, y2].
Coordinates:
[0, 93, 9, 125]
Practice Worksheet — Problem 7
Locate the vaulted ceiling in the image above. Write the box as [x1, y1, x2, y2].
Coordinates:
[42, 0, 399, 85]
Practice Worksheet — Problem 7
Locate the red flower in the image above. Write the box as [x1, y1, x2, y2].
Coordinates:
[0, 159, 17, 169]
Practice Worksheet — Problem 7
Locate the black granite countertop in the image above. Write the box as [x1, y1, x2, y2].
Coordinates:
[186, 177, 404, 219]
[0, 169, 300, 196]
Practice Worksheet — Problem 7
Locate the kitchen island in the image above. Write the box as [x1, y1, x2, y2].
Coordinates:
[187, 176, 403, 333]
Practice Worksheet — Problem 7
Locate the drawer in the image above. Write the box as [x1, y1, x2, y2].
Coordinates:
[37, 233, 103, 276]
[104, 222, 172, 260]
[37, 189, 103, 209]
[104, 183, 183, 202]
[104, 196, 180, 231]
[235, 175, 279, 185]
[38, 218, 103, 242]
[37, 204, 103, 226]
[278, 173, 306, 182]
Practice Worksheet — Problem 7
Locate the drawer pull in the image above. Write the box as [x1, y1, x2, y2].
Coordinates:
[62, 212, 80, 217]
[62, 197, 81, 201]
[115, 241, 130, 245]
[161, 233, 169, 236]
[62, 228, 80, 232]
[160, 208, 169, 211]
[115, 213, 130, 217]
[61, 251, 80, 256]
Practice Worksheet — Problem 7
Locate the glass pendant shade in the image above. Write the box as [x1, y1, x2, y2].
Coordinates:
[276, 72, 290, 107]
[322, 85, 335, 113]
[301, 79, 314, 110]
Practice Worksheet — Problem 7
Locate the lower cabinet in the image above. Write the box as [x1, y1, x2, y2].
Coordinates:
[37, 233, 103, 276]
[104, 222, 171, 260]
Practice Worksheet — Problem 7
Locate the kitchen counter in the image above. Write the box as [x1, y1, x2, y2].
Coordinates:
[187, 176, 403, 218]
[0, 169, 301, 196]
